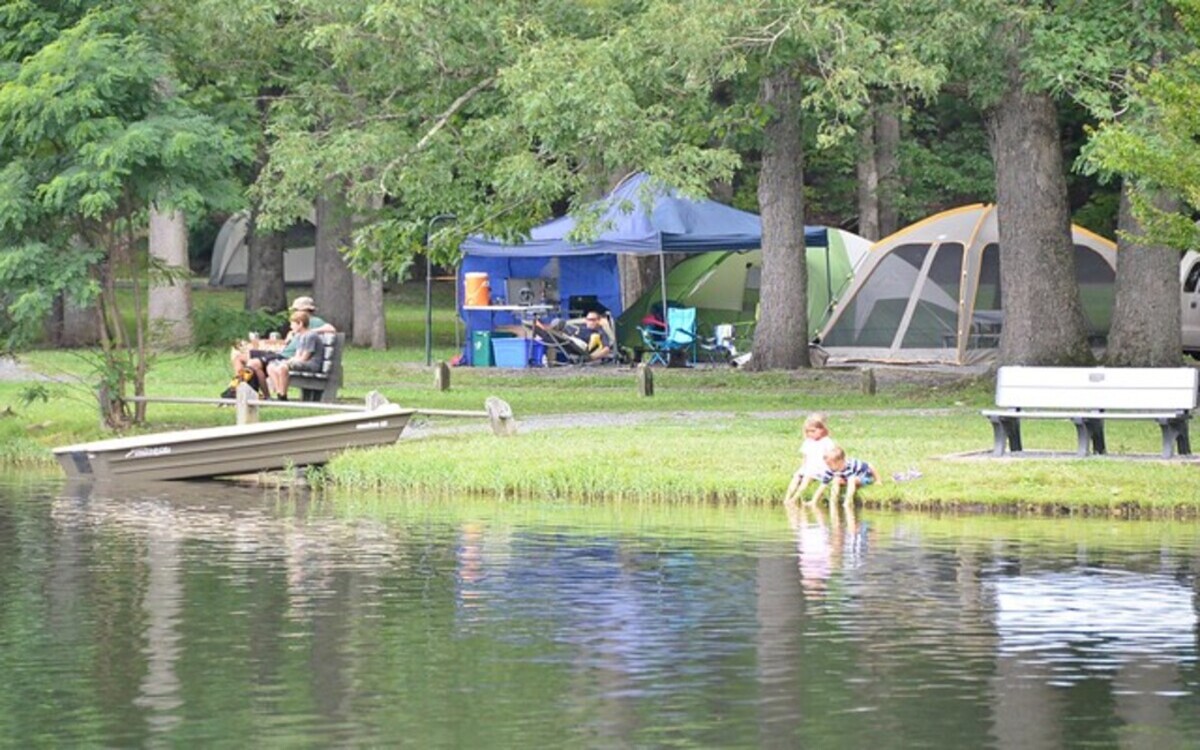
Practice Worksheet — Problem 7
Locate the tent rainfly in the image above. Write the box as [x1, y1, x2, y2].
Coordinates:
[817, 204, 1117, 365]
[458, 172, 829, 364]
[208, 211, 317, 287]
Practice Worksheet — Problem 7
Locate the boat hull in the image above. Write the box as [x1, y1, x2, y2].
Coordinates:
[53, 406, 412, 482]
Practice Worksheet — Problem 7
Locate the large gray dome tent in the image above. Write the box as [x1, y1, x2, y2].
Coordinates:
[208, 211, 318, 286]
[817, 204, 1117, 365]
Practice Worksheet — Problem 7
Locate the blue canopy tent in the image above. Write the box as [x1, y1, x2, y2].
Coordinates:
[457, 172, 828, 363]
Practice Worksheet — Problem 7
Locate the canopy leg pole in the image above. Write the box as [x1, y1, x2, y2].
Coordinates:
[454, 264, 461, 352]
[659, 250, 669, 361]
[424, 251, 433, 366]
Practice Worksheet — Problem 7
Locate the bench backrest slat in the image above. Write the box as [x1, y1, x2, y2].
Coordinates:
[995, 366, 1198, 410]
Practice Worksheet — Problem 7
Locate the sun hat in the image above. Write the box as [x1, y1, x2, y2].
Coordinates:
[290, 296, 316, 312]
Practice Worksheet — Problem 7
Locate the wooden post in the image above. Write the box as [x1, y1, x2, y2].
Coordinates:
[364, 390, 389, 410]
[484, 396, 516, 436]
[236, 382, 260, 425]
[861, 367, 877, 396]
[637, 363, 654, 397]
[435, 361, 451, 391]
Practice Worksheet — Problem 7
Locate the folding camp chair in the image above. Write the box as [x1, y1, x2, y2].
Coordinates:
[638, 306, 698, 366]
[697, 323, 738, 364]
[531, 320, 590, 365]
[532, 313, 619, 365]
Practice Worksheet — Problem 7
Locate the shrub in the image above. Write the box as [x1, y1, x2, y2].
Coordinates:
[191, 302, 287, 354]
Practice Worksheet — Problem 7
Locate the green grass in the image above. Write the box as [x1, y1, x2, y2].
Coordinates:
[328, 411, 1200, 513]
[4, 282, 1200, 515]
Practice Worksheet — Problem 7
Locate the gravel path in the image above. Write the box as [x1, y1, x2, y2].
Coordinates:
[0, 357, 48, 381]
[399, 405, 972, 440]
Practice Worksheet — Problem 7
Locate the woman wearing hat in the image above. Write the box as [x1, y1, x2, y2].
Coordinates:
[229, 296, 335, 390]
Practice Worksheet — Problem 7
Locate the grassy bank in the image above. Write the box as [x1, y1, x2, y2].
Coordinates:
[4, 283, 1199, 514]
[328, 410, 1200, 514]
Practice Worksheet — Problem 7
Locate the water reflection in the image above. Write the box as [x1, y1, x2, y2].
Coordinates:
[0, 476, 1198, 747]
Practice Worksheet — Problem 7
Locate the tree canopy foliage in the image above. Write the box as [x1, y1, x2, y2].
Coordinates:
[3, 0, 1199, 391]
[0, 2, 244, 423]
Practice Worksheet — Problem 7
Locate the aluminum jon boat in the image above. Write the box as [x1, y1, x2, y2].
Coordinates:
[53, 405, 413, 482]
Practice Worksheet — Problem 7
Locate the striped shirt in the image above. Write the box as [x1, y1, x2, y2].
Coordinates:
[819, 457, 873, 485]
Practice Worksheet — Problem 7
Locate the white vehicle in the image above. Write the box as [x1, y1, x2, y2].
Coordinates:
[1184, 250, 1200, 356]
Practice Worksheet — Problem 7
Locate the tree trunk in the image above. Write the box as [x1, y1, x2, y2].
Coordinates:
[49, 294, 102, 346]
[244, 202, 286, 314]
[875, 100, 901, 238]
[353, 267, 387, 350]
[986, 73, 1092, 366]
[856, 111, 880, 241]
[315, 191, 355, 331]
[748, 68, 808, 371]
[618, 254, 663, 312]
[148, 206, 193, 347]
[1106, 183, 1182, 366]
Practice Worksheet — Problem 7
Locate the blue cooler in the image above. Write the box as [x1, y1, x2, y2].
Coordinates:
[492, 337, 529, 368]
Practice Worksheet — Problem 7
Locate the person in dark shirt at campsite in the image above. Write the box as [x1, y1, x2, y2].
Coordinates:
[265, 311, 323, 400]
[532, 310, 612, 363]
[578, 311, 612, 361]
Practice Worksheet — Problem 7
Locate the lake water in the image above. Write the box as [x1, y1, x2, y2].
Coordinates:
[2, 474, 1198, 748]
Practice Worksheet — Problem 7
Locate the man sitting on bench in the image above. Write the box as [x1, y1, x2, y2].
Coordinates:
[265, 311, 323, 400]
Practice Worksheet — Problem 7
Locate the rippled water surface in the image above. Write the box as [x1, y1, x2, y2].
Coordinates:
[2, 475, 1199, 748]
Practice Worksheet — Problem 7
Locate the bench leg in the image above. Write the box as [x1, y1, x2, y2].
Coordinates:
[1071, 418, 1105, 456]
[989, 416, 1021, 456]
[1157, 417, 1191, 458]
[1086, 418, 1105, 455]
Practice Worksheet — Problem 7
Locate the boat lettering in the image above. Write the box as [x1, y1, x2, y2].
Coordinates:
[355, 421, 388, 430]
[124, 446, 172, 459]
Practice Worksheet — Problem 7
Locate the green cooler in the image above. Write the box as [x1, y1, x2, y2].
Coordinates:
[471, 330, 494, 367]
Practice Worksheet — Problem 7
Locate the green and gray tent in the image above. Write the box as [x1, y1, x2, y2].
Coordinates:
[616, 228, 869, 351]
[817, 205, 1117, 365]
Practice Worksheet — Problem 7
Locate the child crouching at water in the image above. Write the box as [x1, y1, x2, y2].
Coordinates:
[783, 413, 836, 505]
[811, 446, 880, 507]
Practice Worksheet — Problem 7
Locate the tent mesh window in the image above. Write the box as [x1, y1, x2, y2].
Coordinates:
[976, 244, 1001, 312]
[1076, 244, 1116, 336]
[901, 242, 964, 349]
[823, 243, 931, 347]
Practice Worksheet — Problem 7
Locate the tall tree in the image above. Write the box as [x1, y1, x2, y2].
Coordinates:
[314, 189, 355, 332]
[0, 4, 242, 426]
[1106, 185, 1182, 365]
[753, 68, 810, 369]
[145, 0, 300, 315]
[1083, 0, 1189, 365]
[949, 0, 1182, 365]
[147, 206, 193, 346]
[986, 57, 1093, 365]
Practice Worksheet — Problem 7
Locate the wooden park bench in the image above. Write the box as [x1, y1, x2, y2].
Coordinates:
[289, 332, 345, 403]
[981, 366, 1198, 458]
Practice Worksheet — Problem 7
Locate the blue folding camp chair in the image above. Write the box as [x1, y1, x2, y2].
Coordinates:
[639, 306, 697, 365]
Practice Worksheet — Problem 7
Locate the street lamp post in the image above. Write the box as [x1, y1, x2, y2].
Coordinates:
[425, 213, 456, 366]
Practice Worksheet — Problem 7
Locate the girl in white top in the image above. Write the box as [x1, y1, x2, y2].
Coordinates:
[783, 413, 836, 504]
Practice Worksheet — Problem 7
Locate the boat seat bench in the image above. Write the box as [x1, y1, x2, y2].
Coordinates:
[981, 366, 1198, 458]
[289, 332, 345, 403]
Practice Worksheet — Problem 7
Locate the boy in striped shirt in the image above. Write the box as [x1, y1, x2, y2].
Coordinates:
[811, 446, 880, 506]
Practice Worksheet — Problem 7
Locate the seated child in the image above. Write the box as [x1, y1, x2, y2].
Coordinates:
[783, 413, 835, 504]
[811, 446, 880, 506]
